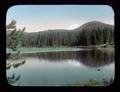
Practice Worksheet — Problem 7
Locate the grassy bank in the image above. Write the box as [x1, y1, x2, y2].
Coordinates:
[66, 78, 114, 86]
[6, 47, 87, 54]
[6, 43, 114, 54]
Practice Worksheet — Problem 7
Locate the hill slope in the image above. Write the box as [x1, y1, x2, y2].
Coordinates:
[6, 21, 114, 47]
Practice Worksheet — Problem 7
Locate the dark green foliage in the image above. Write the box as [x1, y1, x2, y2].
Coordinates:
[6, 59, 26, 70]
[9, 51, 22, 60]
[6, 20, 25, 51]
[6, 21, 114, 47]
[6, 20, 16, 30]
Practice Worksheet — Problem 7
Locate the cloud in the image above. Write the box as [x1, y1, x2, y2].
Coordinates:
[66, 24, 80, 30]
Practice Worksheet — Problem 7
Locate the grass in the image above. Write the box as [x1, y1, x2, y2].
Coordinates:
[6, 47, 87, 54]
[6, 43, 114, 54]
[66, 78, 114, 86]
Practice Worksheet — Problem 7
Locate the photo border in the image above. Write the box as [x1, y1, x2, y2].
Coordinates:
[0, 0, 119, 91]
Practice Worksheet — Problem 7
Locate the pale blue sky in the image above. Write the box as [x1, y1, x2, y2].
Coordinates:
[6, 5, 114, 32]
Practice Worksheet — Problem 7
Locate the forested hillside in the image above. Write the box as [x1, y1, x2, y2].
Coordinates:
[6, 21, 114, 48]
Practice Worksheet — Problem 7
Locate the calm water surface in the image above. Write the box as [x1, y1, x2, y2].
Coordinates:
[6, 49, 114, 86]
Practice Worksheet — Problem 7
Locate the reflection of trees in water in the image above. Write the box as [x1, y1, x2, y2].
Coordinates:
[22, 50, 114, 67]
[78, 50, 114, 67]
[7, 73, 21, 85]
[6, 59, 24, 85]
[6, 60, 26, 70]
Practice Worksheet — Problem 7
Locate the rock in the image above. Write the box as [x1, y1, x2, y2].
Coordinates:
[97, 69, 101, 71]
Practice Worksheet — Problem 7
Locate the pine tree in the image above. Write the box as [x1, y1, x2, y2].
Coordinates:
[6, 20, 25, 51]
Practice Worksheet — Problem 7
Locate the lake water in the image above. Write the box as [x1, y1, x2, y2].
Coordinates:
[6, 48, 114, 86]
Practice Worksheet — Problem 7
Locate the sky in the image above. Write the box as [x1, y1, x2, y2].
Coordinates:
[6, 5, 114, 32]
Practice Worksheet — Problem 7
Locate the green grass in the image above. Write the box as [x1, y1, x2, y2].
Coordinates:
[6, 43, 114, 54]
[6, 47, 85, 54]
[66, 78, 113, 86]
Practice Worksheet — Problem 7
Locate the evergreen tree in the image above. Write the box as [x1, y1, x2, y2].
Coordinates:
[6, 20, 25, 51]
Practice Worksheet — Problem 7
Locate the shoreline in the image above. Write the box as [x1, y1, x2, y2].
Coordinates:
[6, 46, 114, 54]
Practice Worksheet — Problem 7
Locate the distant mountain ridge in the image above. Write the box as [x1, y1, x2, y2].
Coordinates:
[30, 21, 114, 33]
[6, 20, 114, 47]
[74, 21, 114, 32]
[6, 21, 114, 34]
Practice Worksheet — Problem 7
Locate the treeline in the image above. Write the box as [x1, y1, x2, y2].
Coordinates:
[7, 21, 114, 48]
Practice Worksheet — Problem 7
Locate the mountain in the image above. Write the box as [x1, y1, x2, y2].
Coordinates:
[6, 21, 114, 47]
[74, 21, 114, 32]
[6, 21, 114, 34]
[33, 21, 114, 33]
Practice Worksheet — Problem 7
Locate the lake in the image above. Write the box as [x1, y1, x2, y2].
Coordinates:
[6, 48, 114, 86]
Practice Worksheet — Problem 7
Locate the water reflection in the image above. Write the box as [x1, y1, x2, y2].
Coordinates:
[17, 50, 114, 68]
[7, 73, 21, 85]
[6, 49, 114, 86]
